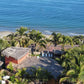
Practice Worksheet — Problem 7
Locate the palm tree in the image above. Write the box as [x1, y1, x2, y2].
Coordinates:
[0, 39, 10, 58]
[51, 32, 63, 46]
[72, 35, 84, 45]
[6, 33, 19, 47]
[78, 68, 84, 83]
[59, 45, 84, 83]
[16, 27, 28, 37]
[61, 35, 73, 50]
[16, 27, 28, 47]
[8, 33, 15, 40]
[29, 30, 46, 54]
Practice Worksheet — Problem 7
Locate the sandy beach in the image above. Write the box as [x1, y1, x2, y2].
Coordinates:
[0, 31, 13, 38]
[0, 30, 51, 39]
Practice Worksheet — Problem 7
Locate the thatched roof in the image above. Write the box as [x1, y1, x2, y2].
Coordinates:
[2, 47, 31, 60]
[45, 44, 79, 51]
[54, 50, 64, 55]
[14, 56, 63, 79]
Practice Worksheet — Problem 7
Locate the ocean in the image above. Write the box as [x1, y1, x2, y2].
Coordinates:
[0, 0, 84, 35]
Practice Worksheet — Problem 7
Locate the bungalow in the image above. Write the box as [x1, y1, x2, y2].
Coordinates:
[1, 47, 31, 65]
[14, 56, 63, 79]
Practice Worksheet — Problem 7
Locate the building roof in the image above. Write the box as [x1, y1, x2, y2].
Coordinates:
[45, 44, 79, 51]
[54, 50, 64, 55]
[2, 47, 30, 60]
[14, 56, 63, 79]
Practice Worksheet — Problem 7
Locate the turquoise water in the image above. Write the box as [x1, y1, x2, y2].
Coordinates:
[0, 0, 84, 35]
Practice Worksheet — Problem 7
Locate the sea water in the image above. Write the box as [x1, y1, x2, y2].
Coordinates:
[0, 0, 84, 35]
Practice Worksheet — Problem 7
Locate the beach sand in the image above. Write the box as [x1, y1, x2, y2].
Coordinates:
[0, 31, 51, 39]
[0, 31, 13, 38]
[43, 34, 51, 39]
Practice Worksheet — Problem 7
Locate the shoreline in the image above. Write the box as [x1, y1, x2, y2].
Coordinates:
[0, 31, 51, 39]
[0, 31, 13, 38]
[0, 30, 84, 39]
[0, 26, 84, 36]
[42, 30, 84, 36]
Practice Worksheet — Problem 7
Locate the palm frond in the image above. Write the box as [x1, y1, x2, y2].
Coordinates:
[59, 77, 69, 83]
[66, 69, 75, 76]
[78, 71, 84, 82]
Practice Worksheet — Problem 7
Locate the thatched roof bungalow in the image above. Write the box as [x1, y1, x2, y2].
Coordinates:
[14, 56, 63, 79]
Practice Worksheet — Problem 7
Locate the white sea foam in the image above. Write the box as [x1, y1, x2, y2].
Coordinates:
[42, 30, 52, 35]
[68, 33, 84, 36]
[42, 30, 84, 36]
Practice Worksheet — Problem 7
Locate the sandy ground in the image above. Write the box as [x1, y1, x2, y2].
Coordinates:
[43, 34, 52, 39]
[0, 31, 13, 38]
[0, 31, 50, 39]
